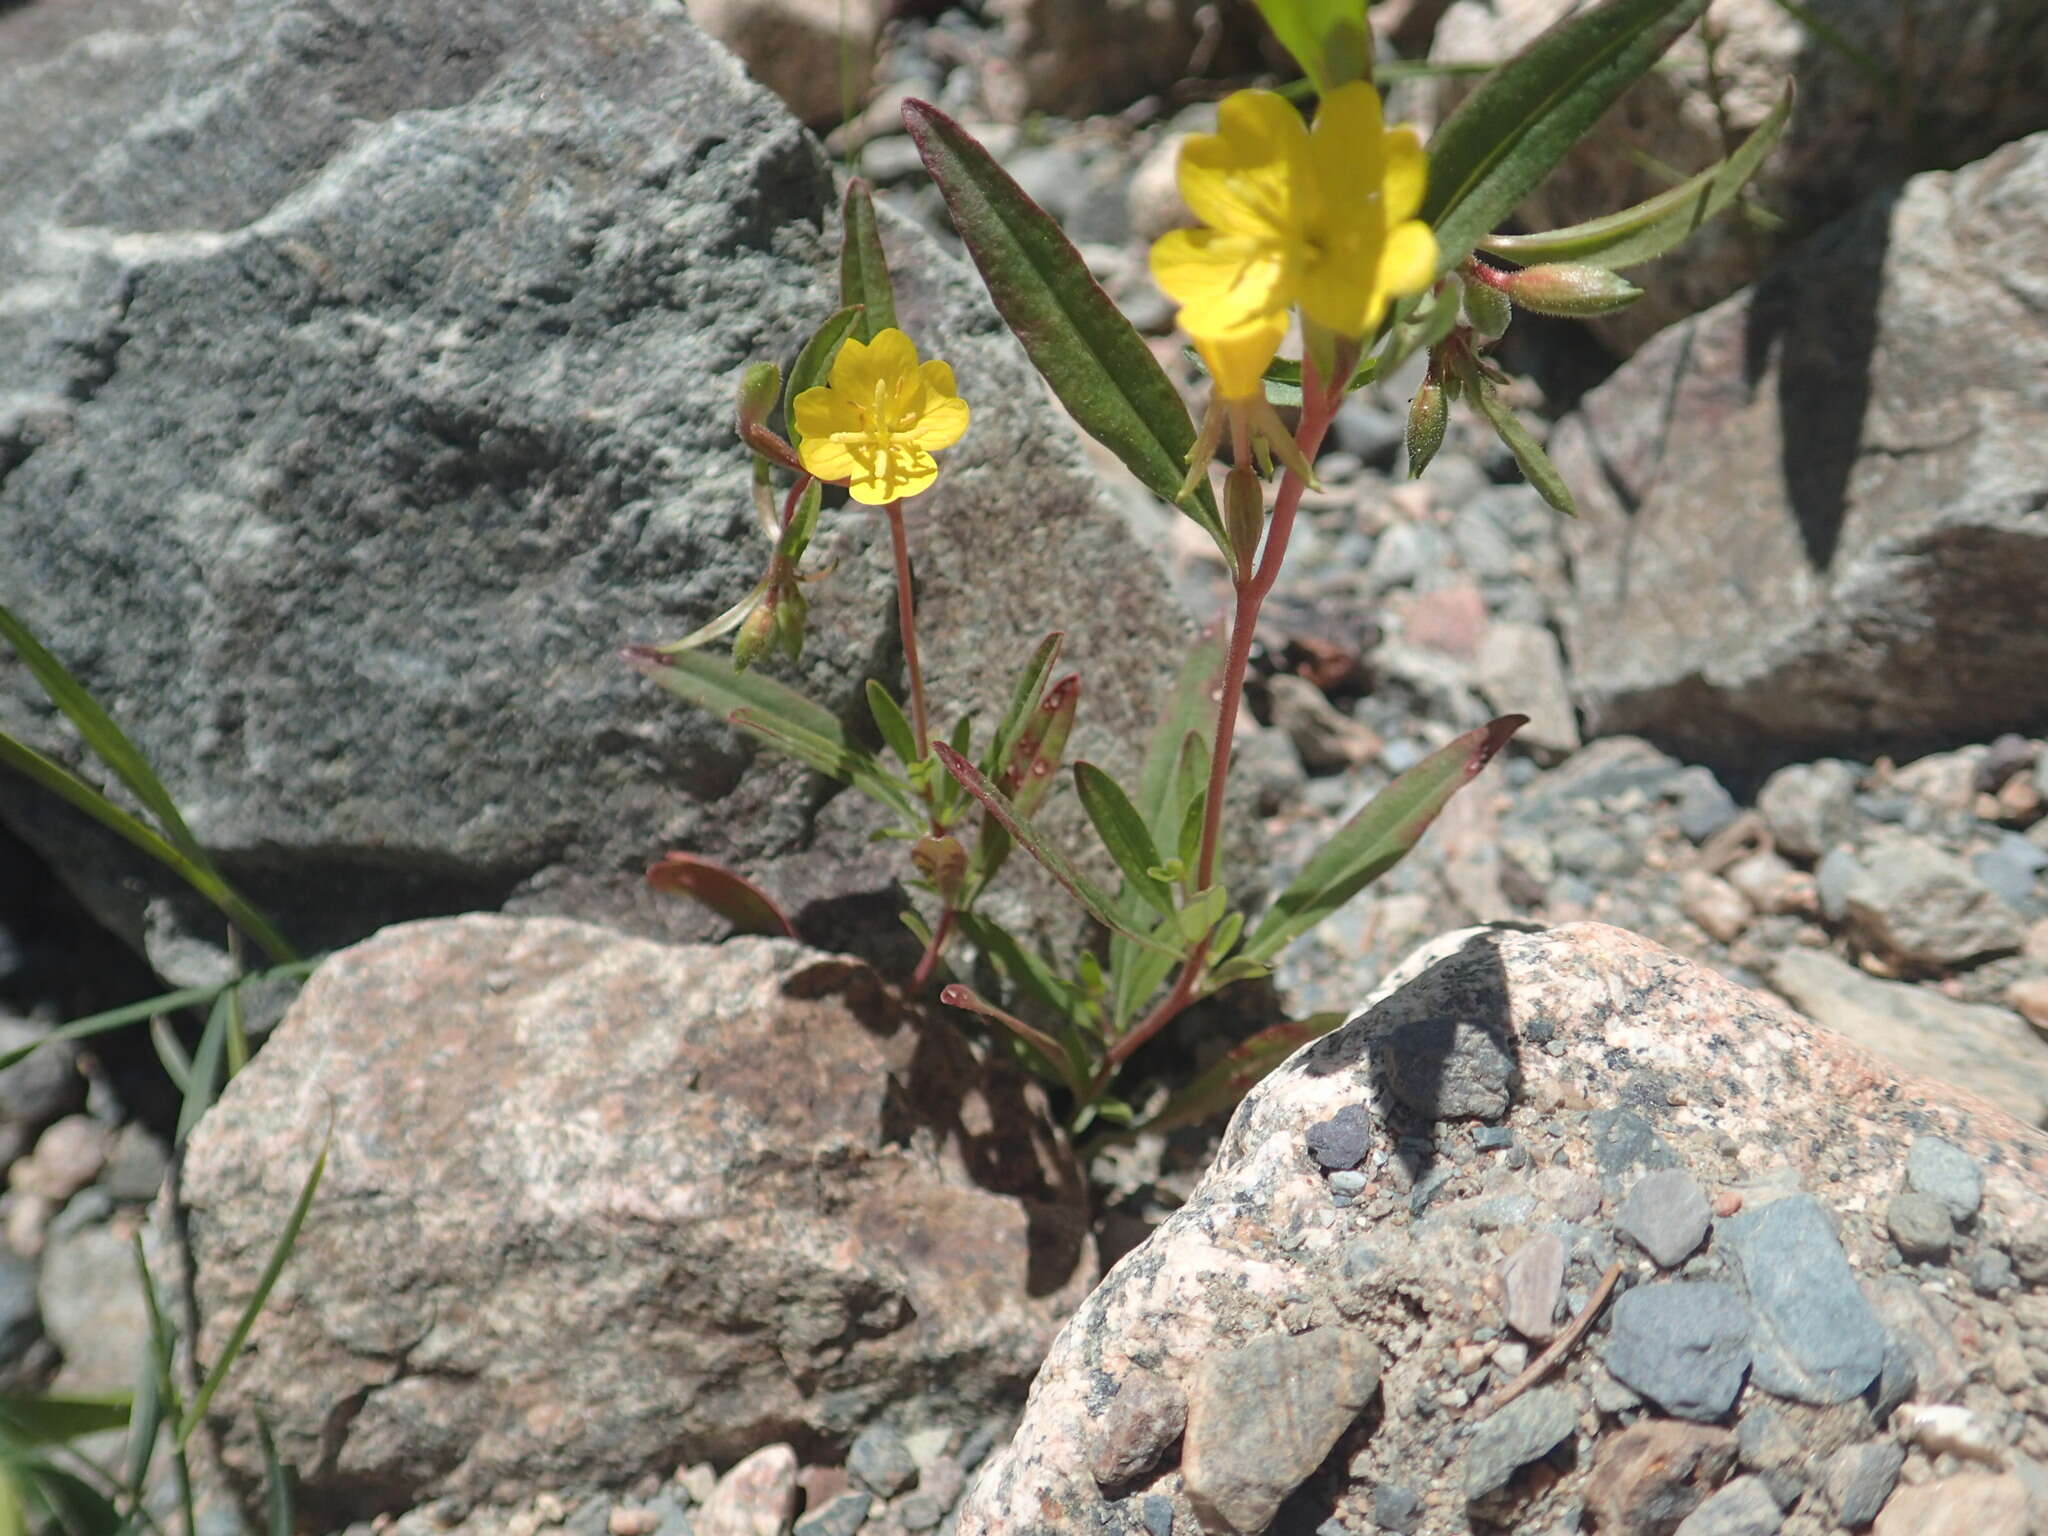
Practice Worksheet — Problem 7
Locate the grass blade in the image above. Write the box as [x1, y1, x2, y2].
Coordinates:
[0, 961, 319, 1073]
[0, 1397, 132, 1447]
[901, 99, 1228, 558]
[179, 1132, 329, 1448]
[257, 1416, 293, 1536]
[1480, 83, 1793, 269]
[1242, 716, 1525, 963]
[174, 992, 231, 1149]
[1422, 0, 1710, 273]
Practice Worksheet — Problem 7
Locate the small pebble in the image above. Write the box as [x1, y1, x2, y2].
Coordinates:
[1906, 1137, 1985, 1222]
[1886, 1191, 1955, 1262]
[1970, 1248, 2017, 1296]
[847, 1427, 919, 1498]
[1674, 1473, 1782, 1535]
[1328, 1169, 1368, 1196]
[1371, 1483, 1423, 1534]
[1304, 1104, 1372, 1171]
[606, 1510, 657, 1536]
[793, 1493, 871, 1536]
[1500, 1232, 1564, 1342]
[1618, 1168, 1712, 1268]
[1824, 1439, 1904, 1528]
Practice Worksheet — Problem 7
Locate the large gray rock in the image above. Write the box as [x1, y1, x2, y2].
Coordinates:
[1429, 0, 2048, 353]
[1554, 133, 2048, 764]
[180, 917, 1093, 1527]
[0, 0, 1189, 974]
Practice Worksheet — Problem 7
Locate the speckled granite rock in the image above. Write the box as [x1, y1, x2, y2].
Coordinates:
[181, 917, 1093, 1527]
[955, 923, 2048, 1535]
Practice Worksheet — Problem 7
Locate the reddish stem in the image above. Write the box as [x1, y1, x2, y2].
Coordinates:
[883, 501, 931, 762]
[911, 906, 957, 992]
[1102, 365, 1344, 1077]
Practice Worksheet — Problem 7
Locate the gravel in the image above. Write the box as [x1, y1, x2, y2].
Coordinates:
[1720, 1196, 1887, 1405]
[1604, 1281, 1753, 1421]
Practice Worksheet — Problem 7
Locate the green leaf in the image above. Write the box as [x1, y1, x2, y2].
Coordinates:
[1253, 0, 1371, 95]
[0, 959, 319, 1073]
[1452, 352, 1576, 515]
[775, 478, 824, 567]
[931, 745, 1180, 955]
[1242, 715, 1526, 962]
[646, 852, 797, 938]
[900, 100, 1228, 558]
[1072, 763, 1174, 918]
[1480, 83, 1793, 270]
[1137, 635, 1223, 849]
[121, 1332, 162, 1500]
[952, 911, 1084, 1024]
[257, 1416, 293, 1536]
[0, 1396, 132, 1447]
[1176, 882, 1228, 945]
[12, 1462, 123, 1536]
[175, 990, 232, 1148]
[623, 647, 921, 821]
[840, 180, 900, 343]
[938, 979, 1088, 1095]
[864, 681, 920, 769]
[1125, 1014, 1345, 1139]
[1108, 927, 1182, 1033]
[980, 632, 1064, 780]
[180, 1131, 329, 1448]
[783, 305, 864, 441]
[1421, 0, 1711, 273]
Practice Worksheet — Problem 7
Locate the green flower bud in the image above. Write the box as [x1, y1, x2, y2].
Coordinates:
[773, 581, 808, 663]
[1463, 275, 1513, 341]
[1406, 375, 1448, 480]
[1502, 263, 1643, 318]
[736, 361, 782, 429]
[731, 600, 777, 673]
[1223, 465, 1265, 579]
[911, 834, 969, 903]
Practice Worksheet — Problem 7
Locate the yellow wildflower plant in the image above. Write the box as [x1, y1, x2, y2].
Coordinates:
[793, 328, 970, 505]
[1150, 82, 1438, 399]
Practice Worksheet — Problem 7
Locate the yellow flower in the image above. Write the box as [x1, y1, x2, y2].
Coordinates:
[1149, 83, 1438, 398]
[793, 328, 969, 505]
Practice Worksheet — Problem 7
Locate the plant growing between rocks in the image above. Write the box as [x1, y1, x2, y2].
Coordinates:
[629, 0, 1785, 1141]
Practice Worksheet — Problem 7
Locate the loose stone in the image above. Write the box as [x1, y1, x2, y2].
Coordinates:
[1885, 1190, 1955, 1262]
[1823, 1439, 1904, 1528]
[1906, 1136, 1984, 1222]
[1582, 1420, 1736, 1536]
[1501, 1232, 1565, 1341]
[793, 1493, 871, 1536]
[1673, 1474, 1782, 1536]
[847, 1427, 919, 1499]
[1462, 1385, 1577, 1500]
[1721, 1195, 1887, 1404]
[1618, 1168, 1713, 1268]
[1604, 1280, 1753, 1421]
[1304, 1104, 1372, 1171]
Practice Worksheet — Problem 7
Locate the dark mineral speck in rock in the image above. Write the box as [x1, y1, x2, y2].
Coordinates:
[1589, 1108, 1680, 1181]
[1720, 1195, 1887, 1405]
[1305, 1103, 1373, 1171]
[1462, 1385, 1578, 1499]
[1604, 1280, 1752, 1421]
[1905, 1136, 1984, 1223]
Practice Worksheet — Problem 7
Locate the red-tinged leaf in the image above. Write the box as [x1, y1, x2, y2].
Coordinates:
[932, 743, 1180, 955]
[741, 422, 806, 474]
[1008, 673, 1078, 817]
[940, 983, 1082, 1092]
[900, 99, 1229, 560]
[647, 853, 797, 938]
[1241, 715, 1527, 963]
[1132, 1014, 1346, 1138]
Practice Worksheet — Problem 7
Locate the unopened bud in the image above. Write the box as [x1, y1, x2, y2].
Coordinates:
[1406, 375, 1448, 479]
[736, 362, 782, 428]
[1462, 274, 1512, 340]
[911, 834, 969, 903]
[1502, 263, 1643, 318]
[773, 582, 808, 663]
[732, 600, 777, 672]
[1223, 465, 1265, 578]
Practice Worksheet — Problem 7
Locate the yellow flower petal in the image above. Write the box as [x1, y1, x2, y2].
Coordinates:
[792, 385, 865, 445]
[1192, 311, 1287, 401]
[846, 442, 939, 505]
[1150, 227, 1289, 329]
[830, 327, 921, 401]
[1177, 90, 1310, 240]
[1307, 82, 1387, 216]
[1382, 126, 1428, 225]
[907, 391, 968, 453]
[798, 434, 859, 483]
[1379, 219, 1439, 300]
[919, 359, 959, 400]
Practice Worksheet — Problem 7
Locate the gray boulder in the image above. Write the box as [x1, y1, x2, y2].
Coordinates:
[0, 0, 1189, 974]
[180, 916, 1093, 1526]
[1553, 133, 2048, 766]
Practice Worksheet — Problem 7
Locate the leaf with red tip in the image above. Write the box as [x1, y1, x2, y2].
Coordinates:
[1241, 715, 1527, 963]
[647, 852, 797, 938]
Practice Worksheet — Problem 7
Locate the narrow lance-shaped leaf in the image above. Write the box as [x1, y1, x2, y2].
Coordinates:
[1252, 0, 1371, 95]
[0, 959, 319, 1073]
[939, 982, 1086, 1097]
[1451, 351, 1576, 516]
[1422, 0, 1710, 274]
[840, 179, 899, 342]
[932, 744, 1181, 955]
[1137, 630, 1224, 850]
[865, 680, 921, 769]
[1243, 715, 1526, 962]
[0, 1395, 133, 1446]
[646, 853, 798, 938]
[901, 100, 1228, 558]
[782, 305, 864, 441]
[1073, 762, 1175, 918]
[981, 631, 1064, 780]
[1480, 83, 1793, 270]
[1006, 674, 1078, 819]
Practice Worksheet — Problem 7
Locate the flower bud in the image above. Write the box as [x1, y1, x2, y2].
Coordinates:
[773, 581, 808, 663]
[731, 599, 777, 672]
[1462, 275, 1513, 341]
[1223, 465, 1265, 579]
[1406, 375, 1448, 480]
[736, 361, 782, 429]
[911, 834, 969, 903]
[1502, 263, 1643, 318]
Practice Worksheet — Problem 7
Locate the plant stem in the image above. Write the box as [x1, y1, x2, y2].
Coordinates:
[883, 501, 931, 762]
[1103, 366, 1344, 1077]
[910, 905, 956, 992]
